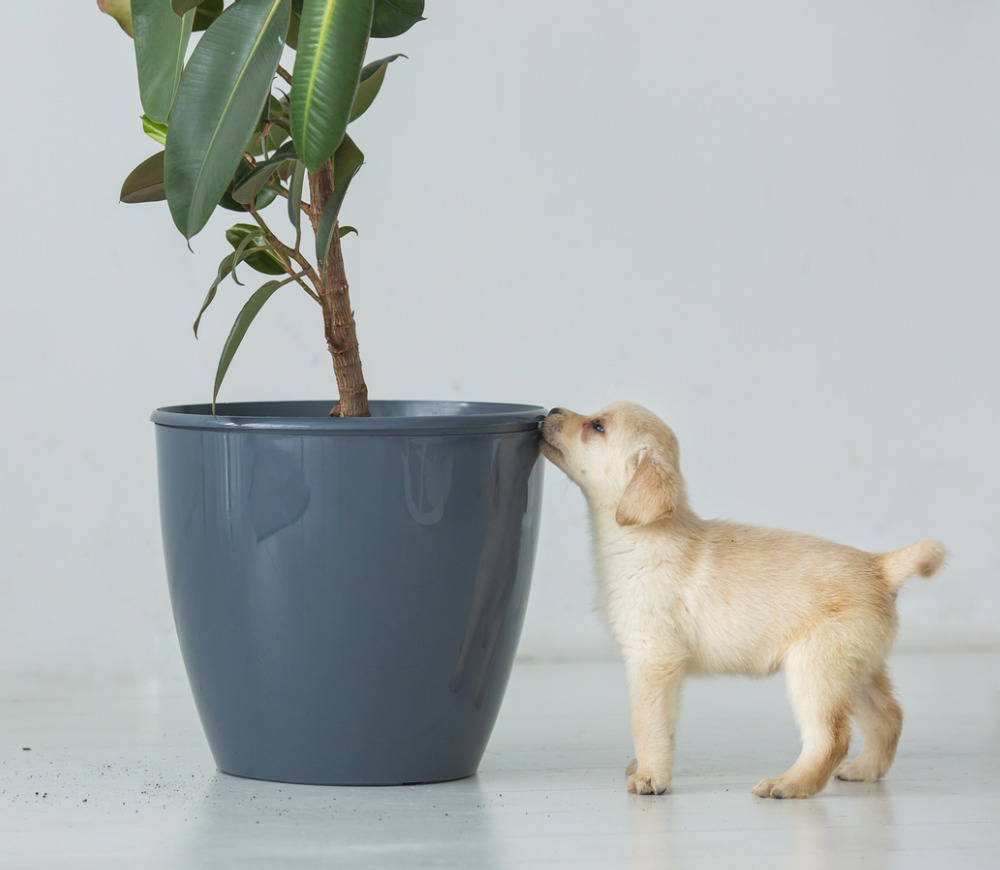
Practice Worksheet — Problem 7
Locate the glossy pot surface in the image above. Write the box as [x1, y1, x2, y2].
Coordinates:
[153, 401, 545, 784]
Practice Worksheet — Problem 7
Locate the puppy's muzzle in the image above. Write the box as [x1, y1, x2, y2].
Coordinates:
[540, 408, 566, 460]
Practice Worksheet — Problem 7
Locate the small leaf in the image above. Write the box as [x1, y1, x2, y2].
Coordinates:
[121, 152, 166, 204]
[231, 141, 297, 204]
[218, 160, 280, 212]
[171, 0, 203, 14]
[142, 114, 168, 145]
[194, 252, 237, 336]
[287, 160, 306, 230]
[338, 225, 358, 237]
[248, 95, 292, 156]
[164, 0, 291, 238]
[98, 0, 134, 37]
[225, 223, 288, 275]
[132, 0, 194, 124]
[232, 158, 294, 205]
[349, 54, 404, 122]
[291, 0, 374, 171]
[371, 0, 424, 38]
[213, 279, 284, 411]
[315, 134, 363, 267]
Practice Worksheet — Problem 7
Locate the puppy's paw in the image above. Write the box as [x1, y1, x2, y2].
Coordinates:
[627, 764, 670, 796]
[752, 776, 815, 799]
[834, 759, 882, 783]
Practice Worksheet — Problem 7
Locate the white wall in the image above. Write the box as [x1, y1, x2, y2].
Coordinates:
[1, 1, 997, 680]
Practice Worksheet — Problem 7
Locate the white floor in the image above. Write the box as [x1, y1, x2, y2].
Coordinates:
[2, 652, 997, 869]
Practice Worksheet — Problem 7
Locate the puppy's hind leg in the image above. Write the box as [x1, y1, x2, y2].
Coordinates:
[625, 659, 685, 795]
[753, 642, 856, 799]
[836, 665, 903, 782]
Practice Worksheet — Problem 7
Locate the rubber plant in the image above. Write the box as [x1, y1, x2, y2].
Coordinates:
[99, 0, 426, 417]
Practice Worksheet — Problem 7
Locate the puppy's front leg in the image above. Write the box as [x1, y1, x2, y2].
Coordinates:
[625, 659, 685, 795]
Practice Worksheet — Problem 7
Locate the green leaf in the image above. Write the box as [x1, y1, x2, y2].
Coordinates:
[286, 6, 301, 49]
[120, 152, 166, 203]
[225, 223, 288, 275]
[98, 0, 134, 37]
[349, 54, 404, 122]
[315, 134, 363, 268]
[287, 160, 306, 230]
[213, 279, 284, 411]
[194, 251, 237, 336]
[132, 0, 194, 124]
[218, 159, 280, 212]
[171, 0, 202, 14]
[291, 0, 374, 171]
[338, 225, 358, 237]
[193, 0, 225, 31]
[371, 0, 424, 38]
[164, 0, 291, 239]
[142, 114, 168, 145]
[249, 95, 292, 156]
[231, 141, 297, 205]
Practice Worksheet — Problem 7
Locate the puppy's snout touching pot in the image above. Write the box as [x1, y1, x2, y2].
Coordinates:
[544, 408, 565, 434]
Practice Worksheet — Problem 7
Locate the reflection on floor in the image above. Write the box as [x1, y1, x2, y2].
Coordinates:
[2, 652, 998, 869]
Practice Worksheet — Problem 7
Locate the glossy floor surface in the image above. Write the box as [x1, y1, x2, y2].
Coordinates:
[2, 652, 997, 869]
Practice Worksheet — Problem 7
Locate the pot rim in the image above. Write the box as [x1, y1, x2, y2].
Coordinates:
[151, 399, 546, 436]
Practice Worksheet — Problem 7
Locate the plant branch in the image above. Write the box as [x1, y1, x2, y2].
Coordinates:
[249, 206, 321, 303]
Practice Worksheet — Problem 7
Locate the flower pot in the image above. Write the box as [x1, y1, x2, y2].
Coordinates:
[151, 400, 545, 785]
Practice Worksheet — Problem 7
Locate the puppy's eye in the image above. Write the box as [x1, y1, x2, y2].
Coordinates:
[591, 419, 605, 434]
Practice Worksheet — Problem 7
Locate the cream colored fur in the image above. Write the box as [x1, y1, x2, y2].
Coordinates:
[540, 401, 944, 799]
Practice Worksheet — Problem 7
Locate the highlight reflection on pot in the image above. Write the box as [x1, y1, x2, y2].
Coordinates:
[402, 439, 454, 526]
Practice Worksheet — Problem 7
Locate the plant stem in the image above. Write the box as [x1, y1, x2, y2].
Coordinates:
[307, 161, 370, 418]
[249, 207, 321, 303]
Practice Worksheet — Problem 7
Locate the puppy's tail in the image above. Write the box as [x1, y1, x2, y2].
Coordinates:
[877, 539, 946, 591]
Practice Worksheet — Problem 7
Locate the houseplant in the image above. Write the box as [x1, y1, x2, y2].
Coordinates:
[101, 0, 545, 785]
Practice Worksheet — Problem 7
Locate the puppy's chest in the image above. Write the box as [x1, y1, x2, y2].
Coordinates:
[593, 537, 692, 650]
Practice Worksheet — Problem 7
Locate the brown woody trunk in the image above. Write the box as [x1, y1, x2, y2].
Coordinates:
[308, 162, 370, 417]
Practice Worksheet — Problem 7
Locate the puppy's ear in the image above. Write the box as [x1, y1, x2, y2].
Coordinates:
[615, 452, 677, 527]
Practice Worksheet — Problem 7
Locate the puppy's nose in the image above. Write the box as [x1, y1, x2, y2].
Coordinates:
[548, 407, 563, 417]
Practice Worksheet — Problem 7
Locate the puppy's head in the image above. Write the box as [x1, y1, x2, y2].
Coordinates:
[540, 402, 686, 526]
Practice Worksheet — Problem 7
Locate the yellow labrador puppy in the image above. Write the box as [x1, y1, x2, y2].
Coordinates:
[540, 402, 943, 799]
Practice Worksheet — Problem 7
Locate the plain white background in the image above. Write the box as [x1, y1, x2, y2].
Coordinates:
[1, 1, 997, 681]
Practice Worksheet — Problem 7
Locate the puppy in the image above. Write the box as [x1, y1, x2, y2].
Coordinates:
[540, 402, 943, 799]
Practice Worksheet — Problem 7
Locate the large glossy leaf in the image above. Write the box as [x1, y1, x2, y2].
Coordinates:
[315, 134, 363, 268]
[213, 279, 284, 411]
[349, 54, 403, 122]
[120, 152, 166, 203]
[171, 0, 203, 14]
[164, 0, 291, 238]
[371, 0, 423, 38]
[132, 0, 194, 124]
[291, 0, 374, 171]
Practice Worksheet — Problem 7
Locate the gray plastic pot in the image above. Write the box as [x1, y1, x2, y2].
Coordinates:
[152, 400, 545, 785]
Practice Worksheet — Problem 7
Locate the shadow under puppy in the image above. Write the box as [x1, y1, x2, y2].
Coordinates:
[540, 402, 944, 799]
